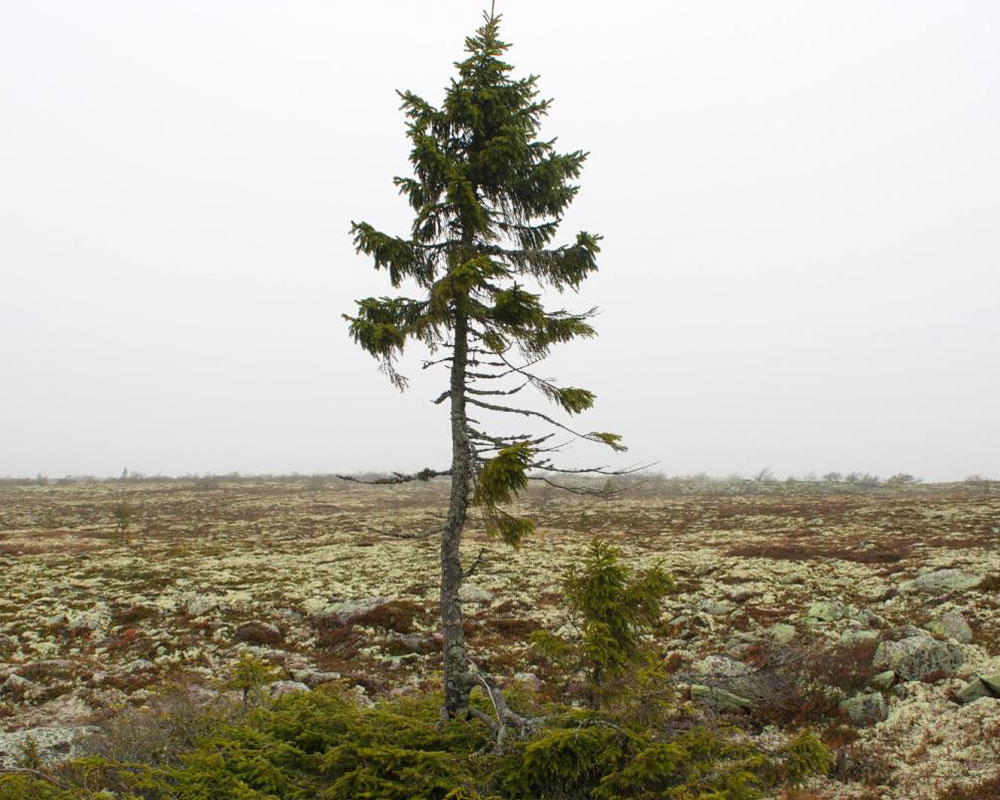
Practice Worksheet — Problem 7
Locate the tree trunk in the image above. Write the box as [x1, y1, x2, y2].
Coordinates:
[441, 308, 472, 716]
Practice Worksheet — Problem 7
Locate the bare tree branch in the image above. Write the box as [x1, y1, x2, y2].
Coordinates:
[463, 547, 487, 578]
[467, 397, 616, 448]
[527, 476, 629, 497]
[422, 356, 453, 370]
[466, 381, 530, 397]
[379, 528, 440, 540]
[531, 461, 656, 476]
[336, 468, 450, 484]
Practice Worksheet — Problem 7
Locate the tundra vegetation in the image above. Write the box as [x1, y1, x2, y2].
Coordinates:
[0, 475, 998, 798]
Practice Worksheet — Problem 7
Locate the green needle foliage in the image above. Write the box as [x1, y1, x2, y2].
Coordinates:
[345, 6, 630, 716]
[111, 500, 134, 545]
[564, 539, 676, 693]
[1, 688, 833, 800]
[529, 538, 676, 709]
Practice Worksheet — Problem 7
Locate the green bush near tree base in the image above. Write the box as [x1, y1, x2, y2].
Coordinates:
[561, 538, 676, 703]
[2, 687, 831, 800]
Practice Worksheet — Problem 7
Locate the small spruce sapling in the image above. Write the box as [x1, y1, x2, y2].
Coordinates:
[111, 501, 133, 545]
[13, 737, 42, 770]
[560, 539, 675, 703]
[224, 653, 280, 709]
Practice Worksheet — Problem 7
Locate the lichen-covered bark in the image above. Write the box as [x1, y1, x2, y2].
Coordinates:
[441, 308, 471, 716]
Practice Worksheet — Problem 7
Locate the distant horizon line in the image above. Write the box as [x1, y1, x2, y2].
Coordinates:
[0, 469, 994, 485]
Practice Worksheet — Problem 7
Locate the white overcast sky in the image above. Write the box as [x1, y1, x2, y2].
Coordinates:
[1, 1, 998, 481]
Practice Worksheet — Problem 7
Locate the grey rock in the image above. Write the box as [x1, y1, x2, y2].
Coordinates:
[291, 669, 342, 688]
[725, 585, 756, 603]
[955, 678, 993, 705]
[806, 601, 846, 622]
[981, 674, 1000, 695]
[0, 673, 33, 693]
[701, 600, 736, 616]
[839, 692, 888, 725]
[926, 611, 973, 644]
[312, 597, 393, 627]
[512, 672, 543, 691]
[693, 655, 751, 680]
[840, 629, 879, 647]
[869, 670, 895, 691]
[0, 726, 98, 768]
[67, 605, 110, 633]
[872, 636, 964, 681]
[459, 585, 492, 604]
[185, 595, 221, 617]
[769, 623, 797, 646]
[391, 633, 435, 654]
[270, 680, 310, 699]
[121, 658, 155, 673]
[691, 684, 755, 711]
[903, 569, 982, 594]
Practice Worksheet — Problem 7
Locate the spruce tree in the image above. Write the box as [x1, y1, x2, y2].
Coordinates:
[345, 7, 627, 725]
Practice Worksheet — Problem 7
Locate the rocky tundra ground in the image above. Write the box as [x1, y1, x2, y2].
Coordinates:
[0, 476, 998, 798]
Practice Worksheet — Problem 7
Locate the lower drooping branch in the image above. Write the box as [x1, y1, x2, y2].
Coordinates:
[336, 468, 451, 484]
[462, 669, 543, 751]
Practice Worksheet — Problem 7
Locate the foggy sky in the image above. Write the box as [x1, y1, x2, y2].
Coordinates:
[2, 1, 998, 482]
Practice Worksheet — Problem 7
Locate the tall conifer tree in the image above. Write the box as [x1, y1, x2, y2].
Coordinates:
[345, 7, 626, 723]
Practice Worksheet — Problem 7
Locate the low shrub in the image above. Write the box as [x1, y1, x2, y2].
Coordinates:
[4, 686, 833, 800]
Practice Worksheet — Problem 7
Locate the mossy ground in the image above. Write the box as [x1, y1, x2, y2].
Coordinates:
[1, 477, 998, 797]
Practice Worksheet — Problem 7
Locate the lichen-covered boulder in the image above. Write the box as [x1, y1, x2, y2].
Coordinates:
[458, 584, 492, 604]
[769, 623, 797, 645]
[806, 600, 846, 622]
[690, 684, 755, 712]
[184, 594, 222, 617]
[291, 669, 342, 688]
[872, 636, 963, 681]
[67, 602, 111, 634]
[839, 692, 888, 725]
[926, 611, 973, 643]
[955, 678, 993, 705]
[512, 672, 543, 692]
[700, 600, 736, 616]
[0, 725, 98, 768]
[903, 569, 982, 594]
[310, 597, 393, 627]
[840, 629, 879, 647]
[0, 673, 33, 694]
[869, 670, 895, 691]
[270, 680, 310, 699]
